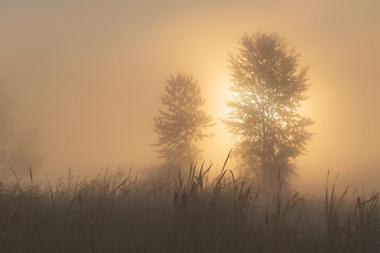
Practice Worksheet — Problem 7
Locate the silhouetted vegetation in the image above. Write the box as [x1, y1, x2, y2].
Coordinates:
[2, 27, 375, 253]
[226, 33, 312, 188]
[154, 73, 213, 168]
[0, 165, 379, 253]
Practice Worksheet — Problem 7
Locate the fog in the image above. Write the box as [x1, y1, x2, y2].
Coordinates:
[0, 0, 379, 191]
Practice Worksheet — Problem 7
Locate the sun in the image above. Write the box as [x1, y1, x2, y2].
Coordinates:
[200, 75, 235, 163]
[207, 76, 236, 119]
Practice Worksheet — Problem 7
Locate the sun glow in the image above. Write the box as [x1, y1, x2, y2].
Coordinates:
[200, 75, 235, 163]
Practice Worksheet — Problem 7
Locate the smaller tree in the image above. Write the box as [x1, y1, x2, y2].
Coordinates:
[154, 73, 213, 168]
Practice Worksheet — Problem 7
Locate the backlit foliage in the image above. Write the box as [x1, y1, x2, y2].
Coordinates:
[154, 74, 213, 167]
[226, 33, 313, 187]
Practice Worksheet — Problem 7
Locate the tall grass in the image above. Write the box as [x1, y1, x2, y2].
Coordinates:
[0, 165, 379, 253]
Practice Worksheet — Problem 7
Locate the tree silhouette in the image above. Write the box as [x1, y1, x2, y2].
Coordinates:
[225, 33, 313, 187]
[154, 73, 213, 168]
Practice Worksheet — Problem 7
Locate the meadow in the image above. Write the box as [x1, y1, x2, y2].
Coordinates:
[0, 158, 379, 253]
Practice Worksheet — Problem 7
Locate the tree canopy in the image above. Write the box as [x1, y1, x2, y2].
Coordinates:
[154, 73, 213, 168]
[225, 33, 313, 187]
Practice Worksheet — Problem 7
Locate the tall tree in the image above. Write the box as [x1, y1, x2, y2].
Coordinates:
[225, 33, 313, 187]
[154, 73, 213, 168]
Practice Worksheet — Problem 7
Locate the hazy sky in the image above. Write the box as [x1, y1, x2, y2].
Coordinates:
[1, 0, 379, 190]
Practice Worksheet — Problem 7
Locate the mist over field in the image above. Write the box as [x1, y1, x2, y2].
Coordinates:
[2, 1, 380, 253]
[1, 1, 380, 190]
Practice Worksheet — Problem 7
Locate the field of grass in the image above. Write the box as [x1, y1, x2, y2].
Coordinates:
[0, 162, 379, 253]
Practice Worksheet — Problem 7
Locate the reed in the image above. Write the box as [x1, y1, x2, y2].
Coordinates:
[0, 165, 378, 253]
